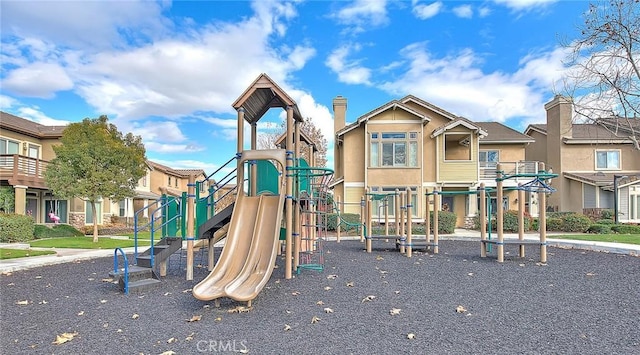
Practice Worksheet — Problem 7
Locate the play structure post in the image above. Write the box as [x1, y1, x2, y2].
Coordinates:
[479, 183, 487, 257]
[293, 121, 301, 270]
[384, 196, 389, 236]
[399, 191, 406, 254]
[366, 194, 372, 253]
[336, 195, 341, 243]
[406, 187, 412, 258]
[425, 188, 431, 246]
[433, 189, 439, 254]
[539, 162, 547, 263]
[285, 105, 294, 279]
[496, 164, 504, 263]
[394, 189, 400, 236]
[250, 122, 257, 195]
[518, 183, 525, 257]
[360, 195, 365, 242]
[186, 174, 195, 281]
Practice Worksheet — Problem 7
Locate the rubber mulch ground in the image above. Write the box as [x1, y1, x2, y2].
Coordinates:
[1, 240, 639, 354]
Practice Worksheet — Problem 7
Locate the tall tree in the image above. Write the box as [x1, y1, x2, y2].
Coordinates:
[257, 117, 328, 167]
[45, 116, 147, 241]
[559, 0, 639, 149]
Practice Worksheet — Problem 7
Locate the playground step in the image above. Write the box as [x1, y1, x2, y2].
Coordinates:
[198, 202, 234, 239]
[127, 278, 162, 294]
[137, 237, 183, 268]
[109, 265, 161, 293]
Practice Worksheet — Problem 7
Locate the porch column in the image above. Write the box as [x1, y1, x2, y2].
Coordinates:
[14, 185, 27, 215]
[468, 187, 478, 216]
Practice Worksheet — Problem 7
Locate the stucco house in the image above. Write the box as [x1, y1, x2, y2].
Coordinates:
[331, 95, 540, 228]
[524, 96, 640, 222]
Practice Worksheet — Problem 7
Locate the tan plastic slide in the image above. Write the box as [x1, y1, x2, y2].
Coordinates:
[192, 192, 285, 303]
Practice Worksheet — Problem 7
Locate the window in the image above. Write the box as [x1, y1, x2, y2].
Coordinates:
[45, 200, 68, 223]
[168, 176, 172, 186]
[142, 174, 147, 187]
[85, 201, 102, 224]
[119, 200, 126, 217]
[371, 187, 418, 217]
[0, 138, 20, 155]
[370, 132, 418, 167]
[444, 133, 472, 161]
[479, 150, 499, 167]
[596, 150, 620, 170]
[175, 178, 179, 188]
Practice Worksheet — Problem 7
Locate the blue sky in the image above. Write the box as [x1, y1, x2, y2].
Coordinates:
[1, 0, 590, 174]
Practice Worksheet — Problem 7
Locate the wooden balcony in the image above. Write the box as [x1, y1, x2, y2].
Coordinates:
[0, 154, 49, 189]
[479, 161, 539, 182]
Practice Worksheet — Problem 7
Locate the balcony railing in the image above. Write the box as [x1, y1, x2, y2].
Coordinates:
[479, 161, 539, 181]
[0, 154, 49, 188]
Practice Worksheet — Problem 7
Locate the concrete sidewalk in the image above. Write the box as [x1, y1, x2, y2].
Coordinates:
[1, 230, 638, 273]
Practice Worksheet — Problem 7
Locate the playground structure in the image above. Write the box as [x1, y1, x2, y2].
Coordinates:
[360, 162, 557, 262]
[112, 74, 333, 300]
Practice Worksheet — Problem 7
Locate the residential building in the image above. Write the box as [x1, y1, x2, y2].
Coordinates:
[525, 96, 640, 222]
[331, 96, 539, 228]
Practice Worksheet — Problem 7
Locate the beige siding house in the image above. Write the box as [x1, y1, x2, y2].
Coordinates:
[525, 96, 640, 222]
[332, 96, 538, 227]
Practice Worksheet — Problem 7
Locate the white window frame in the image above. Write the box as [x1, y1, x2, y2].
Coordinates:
[595, 149, 621, 170]
[369, 132, 418, 168]
[443, 133, 472, 162]
[0, 137, 21, 155]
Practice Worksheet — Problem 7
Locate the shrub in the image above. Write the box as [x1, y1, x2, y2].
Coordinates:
[502, 210, 533, 232]
[587, 224, 612, 234]
[428, 211, 457, 234]
[561, 213, 592, 233]
[531, 218, 539, 231]
[596, 219, 615, 225]
[611, 224, 640, 234]
[546, 218, 563, 231]
[326, 213, 361, 231]
[34, 224, 84, 239]
[600, 209, 615, 220]
[80, 225, 135, 236]
[0, 213, 35, 242]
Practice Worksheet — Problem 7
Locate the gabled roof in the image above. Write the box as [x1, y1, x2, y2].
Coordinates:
[564, 171, 640, 188]
[175, 168, 207, 177]
[336, 100, 428, 138]
[523, 124, 547, 136]
[525, 118, 639, 143]
[0, 111, 66, 138]
[430, 117, 488, 138]
[274, 130, 317, 151]
[232, 73, 303, 125]
[400, 95, 458, 121]
[475, 122, 535, 144]
[147, 160, 206, 178]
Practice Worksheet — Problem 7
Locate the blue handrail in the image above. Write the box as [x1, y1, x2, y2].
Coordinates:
[113, 248, 129, 294]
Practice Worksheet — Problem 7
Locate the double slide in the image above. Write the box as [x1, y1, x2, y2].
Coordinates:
[192, 181, 285, 303]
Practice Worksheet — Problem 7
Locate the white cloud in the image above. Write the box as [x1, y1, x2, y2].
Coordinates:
[334, 0, 389, 33]
[379, 42, 568, 124]
[479, 7, 492, 17]
[132, 121, 187, 143]
[3, 62, 73, 98]
[412, 1, 443, 20]
[144, 142, 205, 154]
[325, 44, 372, 85]
[492, 0, 557, 11]
[0, 95, 19, 110]
[453, 5, 473, 19]
[150, 159, 220, 173]
[16, 107, 71, 126]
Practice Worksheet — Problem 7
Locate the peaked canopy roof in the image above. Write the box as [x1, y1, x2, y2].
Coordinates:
[274, 130, 317, 151]
[232, 73, 304, 125]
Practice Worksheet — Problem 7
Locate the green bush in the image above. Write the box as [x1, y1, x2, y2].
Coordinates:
[531, 218, 539, 231]
[546, 218, 563, 231]
[0, 213, 35, 242]
[34, 224, 83, 239]
[428, 211, 457, 234]
[502, 210, 533, 232]
[611, 224, 640, 234]
[600, 209, 615, 220]
[596, 219, 615, 225]
[547, 211, 575, 219]
[326, 213, 361, 231]
[587, 224, 612, 234]
[561, 213, 592, 232]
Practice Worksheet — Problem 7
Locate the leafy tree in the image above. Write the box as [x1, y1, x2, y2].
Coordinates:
[45, 116, 146, 242]
[559, 0, 639, 149]
[0, 186, 15, 213]
[257, 117, 328, 167]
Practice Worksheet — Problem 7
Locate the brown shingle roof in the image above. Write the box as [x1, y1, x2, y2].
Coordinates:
[475, 122, 535, 143]
[526, 119, 638, 140]
[0, 111, 66, 138]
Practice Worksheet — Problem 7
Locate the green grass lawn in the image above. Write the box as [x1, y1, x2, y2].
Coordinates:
[0, 248, 56, 260]
[553, 234, 640, 245]
[30, 237, 151, 249]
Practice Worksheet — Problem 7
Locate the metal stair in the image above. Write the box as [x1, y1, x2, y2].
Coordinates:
[136, 236, 182, 268]
[110, 265, 161, 294]
[198, 203, 234, 239]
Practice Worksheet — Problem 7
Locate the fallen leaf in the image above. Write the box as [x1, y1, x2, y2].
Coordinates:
[100, 300, 107, 304]
[284, 324, 292, 331]
[116, 329, 123, 333]
[35, 276, 42, 279]
[326, 274, 338, 280]
[394, 291, 400, 295]
[324, 307, 334, 313]
[15, 300, 29, 305]
[160, 351, 176, 355]
[316, 300, 324, 305]
[239, 349, 248, 354]
[376, 255, 384, 261]
[187, 315, 202, 322]
[182, 289, 192, 293]
[291, 291, 301, 296]
[345, 281, 354, 287]
[407, 333, 416, 339]
[456, 305, 467, 314]
[101, 278, 113, 282]
[414, 262, 420, 265]
[39, 300, 48, 305]
[519, 263, 525, 267]
[167, 337, 177, 344]
[586, 272, 596, 276]
[324, 286, 332, 291]
[535, 262, 547, 266]
[311, 316, 321, 323]
[215, 317, 222, 322]
[77, 311, 84, 316]
[389, 308, 401, 316]
[467, 273, 474, 276]
[132, 313, 139, 320]
[203, 304, 210, 309]
[87, 278, 95, 281]
[164, 292, 172, 296]
[361, 295, 376, 303]
[7, 282, 14, 286]
[185, 332, 195, 341]
[379, 270, 388, 274]
[52, 332, 78, 345]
